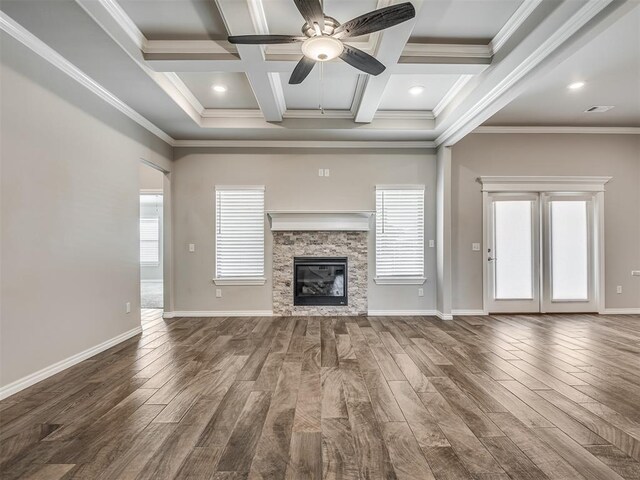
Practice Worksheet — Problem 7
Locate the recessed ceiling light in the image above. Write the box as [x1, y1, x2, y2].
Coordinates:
[567, 81, 585, 90]
[409, 85, 425, 95]
[212, 85, 227, 93]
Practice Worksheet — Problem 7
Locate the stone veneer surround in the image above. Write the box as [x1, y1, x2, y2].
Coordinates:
[272, 231, 367, 316]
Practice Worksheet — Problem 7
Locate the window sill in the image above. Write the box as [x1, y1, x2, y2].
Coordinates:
[374, 276, 426, 285]
[213, 277, 266, 286]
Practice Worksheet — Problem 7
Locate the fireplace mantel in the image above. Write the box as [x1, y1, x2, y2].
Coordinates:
[267, 211, 373, 232]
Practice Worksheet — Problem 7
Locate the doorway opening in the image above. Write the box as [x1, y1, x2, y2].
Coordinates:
[139, 162, 164, 312]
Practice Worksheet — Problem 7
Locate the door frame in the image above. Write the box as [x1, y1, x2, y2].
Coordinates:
[480, 176, 610, 315]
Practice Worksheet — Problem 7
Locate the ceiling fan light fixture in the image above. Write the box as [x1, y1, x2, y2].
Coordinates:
[409, 85, 425, 95]
[301, 36, 344, 62]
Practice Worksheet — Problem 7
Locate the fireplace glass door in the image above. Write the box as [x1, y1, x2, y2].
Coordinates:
[294, 257, 348, 306]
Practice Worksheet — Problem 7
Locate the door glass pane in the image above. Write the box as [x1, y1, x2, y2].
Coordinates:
[551, 201, 588, 300]
[494, 201, 533, 299]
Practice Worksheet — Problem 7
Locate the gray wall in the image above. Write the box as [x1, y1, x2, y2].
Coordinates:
[0, 35, 172, 387]
[451, 133, 640, 311]
[171, 148, 438, 313]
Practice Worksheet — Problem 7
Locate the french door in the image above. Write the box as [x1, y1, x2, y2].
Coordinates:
[486, 192, 598, 313]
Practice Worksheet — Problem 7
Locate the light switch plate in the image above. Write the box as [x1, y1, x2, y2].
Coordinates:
[216, 289, 222, 298]
[429, 240, 435, 248]
[318, 169, 324, 177]
[418, 288, 424, 297]
[472, 243, 481, 251]
[189, 243, 195, 252]
[616, 285, 623, 294]
[125, 302, 131, 314]
[324, 169, 330, 177]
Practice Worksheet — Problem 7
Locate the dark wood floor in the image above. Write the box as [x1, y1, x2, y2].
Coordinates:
[2, 310, 640, 479]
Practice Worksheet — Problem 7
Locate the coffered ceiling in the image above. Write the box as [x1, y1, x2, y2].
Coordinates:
[1, 0, 638, 147]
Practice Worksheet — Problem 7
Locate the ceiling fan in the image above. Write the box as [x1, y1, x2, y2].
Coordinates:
[228, 0, 416, 84]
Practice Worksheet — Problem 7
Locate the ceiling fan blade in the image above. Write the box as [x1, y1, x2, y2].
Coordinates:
[289, 56, 317, 84]
[339, 44, 386, 76]
[293, 0, 325, 29]
[228, 35, 303, 44]
[333, 2, 416, 39]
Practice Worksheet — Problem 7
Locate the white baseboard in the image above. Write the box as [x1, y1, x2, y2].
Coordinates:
[0, 325, 142, 401]
[452, 309, 488, 316]
[163, 310, 274, 318]
[603, 308, 640, 315]
[367, 310, 453, 320]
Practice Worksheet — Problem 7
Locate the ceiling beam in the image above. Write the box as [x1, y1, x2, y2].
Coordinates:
[434, 0, 633, 146]
[353, 0, 425, 123]
[214, 0, 285, 122]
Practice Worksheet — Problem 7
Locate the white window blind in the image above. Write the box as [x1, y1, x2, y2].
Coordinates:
[216, 187, 265, 279]
[375, 187, 425, 278]
[140, 217, 160, 265]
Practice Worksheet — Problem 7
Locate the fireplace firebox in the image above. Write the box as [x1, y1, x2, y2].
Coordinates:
[293, 257, 348, 306]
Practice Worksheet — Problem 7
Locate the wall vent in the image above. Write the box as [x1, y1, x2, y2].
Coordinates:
[584, 105, 614, 113]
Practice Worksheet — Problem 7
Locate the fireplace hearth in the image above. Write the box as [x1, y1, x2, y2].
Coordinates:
[294, 257, 348, 306]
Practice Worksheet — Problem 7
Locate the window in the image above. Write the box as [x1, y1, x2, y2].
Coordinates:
[375, 186, 425, 283]
[215, 186, 265, 284]
[140, 217, 160, 265]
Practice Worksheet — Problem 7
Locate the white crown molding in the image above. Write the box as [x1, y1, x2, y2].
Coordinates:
[603, 308, 640, 315]
[475, 126, 640, 135]
[172, 140, 436, 149]
[202, 109, 264, 118]
[0, 11, 175, 146]
[283, 110, 354, 119]
[489, 0, 544, 55]
[436, 0, 616, 147]
[98, 0, 146, 48]
[375, 110, 435, 120]
[402, 43, 492, 59]
[163, 72, 205, 115]
[0, 325, 141, 400]
[433, 75, 473, 118]
[163, 310, 274, 318]
[144, 39, 236, 56]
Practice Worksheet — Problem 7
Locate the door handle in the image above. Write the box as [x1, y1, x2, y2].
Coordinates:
[488, 257, 495, 262]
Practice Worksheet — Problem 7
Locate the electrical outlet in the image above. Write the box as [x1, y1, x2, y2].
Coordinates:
[189, 243, 195, 252]
[429, 239, 435, 248]
[216, 289, 222, 298]
[472, 243, 481, 251]
[125, 302, 131, 314]
[324, 169, 330, 177]
[318, 169, 324, 177]
[616, 285, 623, 294]
[418, 288, 424, 297]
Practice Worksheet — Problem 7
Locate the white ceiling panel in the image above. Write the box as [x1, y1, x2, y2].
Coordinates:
[378, 74, 463, 111]
[486, 7, 640, 126]
[178, 72, 259, 109]
[118, 0, 228, 40]
[411, 0, 523, 43]
[262, 0, 378, 37]
[280, 65, 360, 110]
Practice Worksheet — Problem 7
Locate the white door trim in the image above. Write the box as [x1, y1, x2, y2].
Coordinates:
[479, 176, 609, 315]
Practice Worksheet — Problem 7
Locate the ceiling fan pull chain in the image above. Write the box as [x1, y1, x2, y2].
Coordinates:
[319, 61, 325, 115]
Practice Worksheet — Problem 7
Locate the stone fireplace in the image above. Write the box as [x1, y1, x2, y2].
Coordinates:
[268, 212, 371, 316]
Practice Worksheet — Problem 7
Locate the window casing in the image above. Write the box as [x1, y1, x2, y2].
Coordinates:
[215, 186, 265, 285]
[375, 186, 425, 284]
